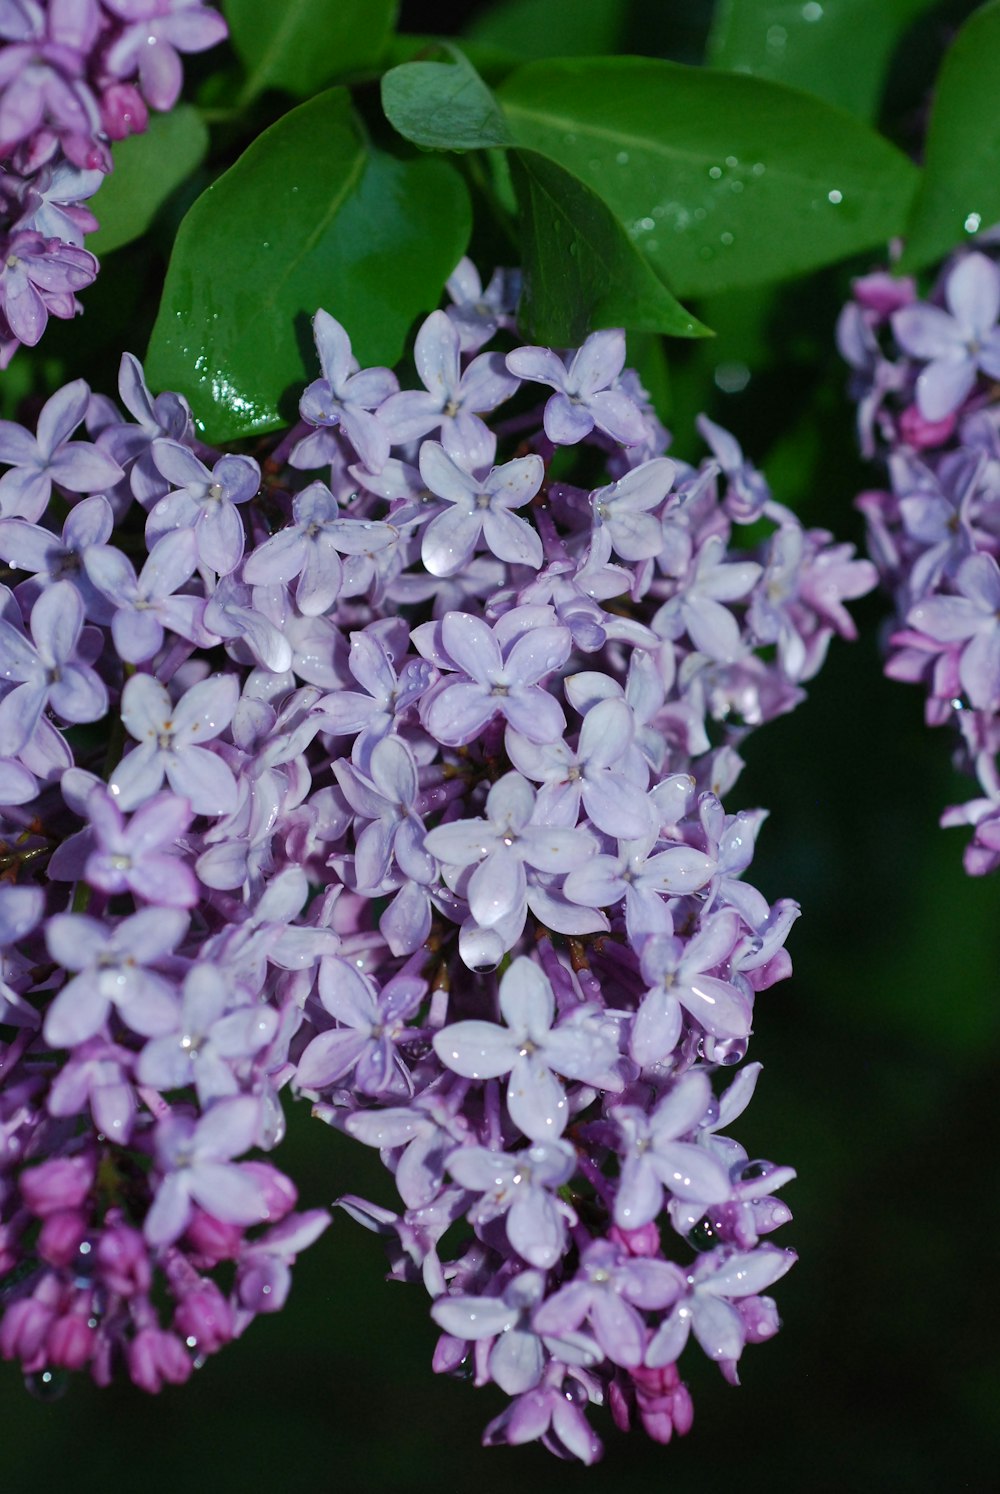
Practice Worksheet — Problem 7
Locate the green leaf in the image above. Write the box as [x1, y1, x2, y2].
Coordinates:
[146, 89, 470, 444]
[899, 0, 1000, 271]
[464, 0, 627, 59]
[511, 150, 709, 343]
[499, 56, 919, 297]
[225, 0, 398, 102]
[707, 0, 941, 120]
[87, 107, 208, 256]
[381, 44, 512, 150]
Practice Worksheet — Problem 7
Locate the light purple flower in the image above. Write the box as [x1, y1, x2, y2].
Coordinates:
[447, 1138, 576, 1268]
[424, 770, 595, 930]
[0, 379, 122, 521]
[85, 527, 205, 661]
[42, 906, 187, 1047]
[295, 310, 398, 473]
[418, 439, 543, 576]
[613, 1071, 732, 1229]
[103, 0, 229, 113]
[532, 1238, 685, 1367]
[892, 252, 1000, 420]
[137, 963, 277, 1105]
[415, 608, 570, 746]
[645, 1245, 796, 1367]
[144, 1096, 270, 1248]
[80, 785, 197, 906]
[296, 958, 423, 1097]
[0, 580, 107, 755]
[147, 440, 258, 573]
[591, 457, 676, 561]
[506, 330, 647, 446]
[432, 955, 619, 1141]
[908, 551, 1000, 710]
[631, 910, 750, 1062]
[109, 671, 238, 814]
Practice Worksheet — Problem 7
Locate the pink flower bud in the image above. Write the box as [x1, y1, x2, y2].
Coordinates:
[97, 1223, 152, 1297]
[0, 1298, 55, 1363]
[20, 1155, 95, 1218]
[898, 402, 957, 451]
[608, 1220, 661, 1257]
[47, 1314, 95, 1370]
[128, 1328, 192, 1393]
[173, 1281, 233, 1356]
[38, 1211, 88, 1269]
[185, 1209, 243, 1264]
[241, 1162, 297, 1222]
[100, 83, 148, 140]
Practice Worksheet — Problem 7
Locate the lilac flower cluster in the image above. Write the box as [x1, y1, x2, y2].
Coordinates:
[839, 245, 1000, 873]
[0, 0, 227, 362]
[0, 260, 874, 1454]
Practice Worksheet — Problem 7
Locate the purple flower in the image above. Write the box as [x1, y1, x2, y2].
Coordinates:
[0, 580, 107, 755]
[296, 958, 423, 1097]
[613, 1071, 732, 1229]
[414, 608, 570, 746]
[148, 440, 258, 573]
[84, 528, 205, 661]
[447, 1138, 576, 1268]
[137, 962, 277, 1105]
[506, 330, 647, 446]
[645, 1245, 796, 1367]
[294, 310, 398, 473]
[418, 439, 544, 576]
[892, 252, 1000, 420]
[631, 910, 750, 1062]
[0, 379, 122, 521]
[110, 671, 238, 813]
[0, 232, 97, 349]
[103, 0, 229, 113]
[432, 955, 619, 1141]
[908, 551, 1000, 710]
[532, 1238, 684, 1367]
[42, 906, 187, 1047]
[82, 785, 197, 906]
[144, 1096, 270, 1248]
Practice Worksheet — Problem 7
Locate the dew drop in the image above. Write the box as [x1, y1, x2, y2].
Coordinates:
[708, 165, 722, 180]
[828, 188, 843, 205]
[720, 231, 735, 247]
[715, 361, 750, 394]
[730, 180, 744, 194]
[725, 156, 739, 169]
[802, 1, 823, 19]
[25, 1368, 68, 1402]
[965, 212, 982, 234]
[615, 150, 630, 166]
[752, 162, 766, 177]
[686, 1218, 718, 1252]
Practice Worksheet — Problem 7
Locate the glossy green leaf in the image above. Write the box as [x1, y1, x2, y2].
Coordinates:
[146, 89, 470, 444]
[511, 150, 709, 344]
[87, 107, 208, 255]
[225, 0, 398, 102]
[464, 0, 626, 59]
[499, 57, 920, 297]
[707, 0, 941, 120]
[381, 45, 512, 150]
[899, 0, 1000, 271]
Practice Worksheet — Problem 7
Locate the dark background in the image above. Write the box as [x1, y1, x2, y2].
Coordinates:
[3, 2, 998, 1490]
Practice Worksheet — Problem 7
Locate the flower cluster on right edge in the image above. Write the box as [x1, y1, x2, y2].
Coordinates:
[840, 245, 1000, 873]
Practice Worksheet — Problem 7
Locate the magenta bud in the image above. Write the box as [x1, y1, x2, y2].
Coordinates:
[241, 1162, 297, 1221]
[38, 1211, 88, 1269]
[853, 271, 916, 318]
[185, 1209, 243, 1264]
[100, 83, 148, 140]
[0, 1298, 55, 1363]
[20, 1155, 95, 1218]
[47, 1314, 95, 1371]
[173, 1282, 233, 1356]
[608, 1220, 660, 1257]
[96, 1224, 152, 1297]
[128, 1328, 192, 1394]
[898, 402, 957, 451]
